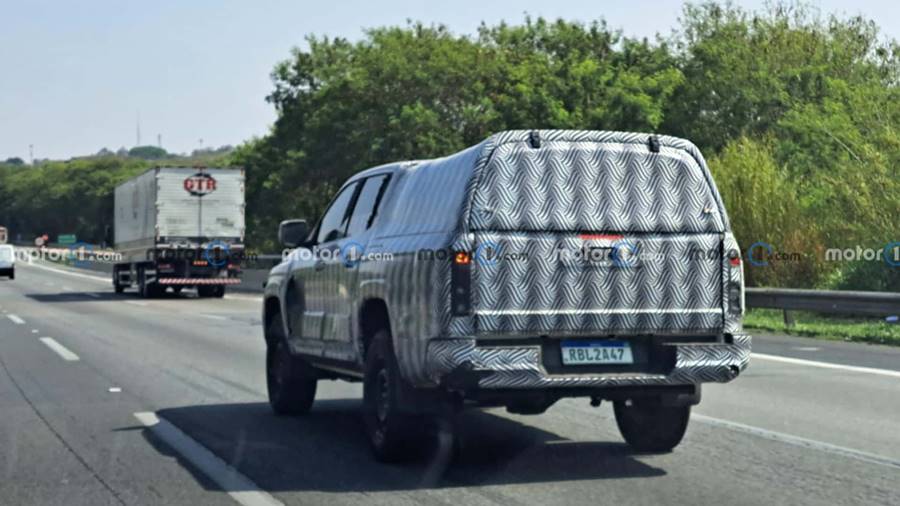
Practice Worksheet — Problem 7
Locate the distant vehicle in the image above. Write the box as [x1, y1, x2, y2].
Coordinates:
[262, 130, 750, 461]
[0, 244, 15, 279]
[112, 167, 245, 298]
[0, 226, 8, 244]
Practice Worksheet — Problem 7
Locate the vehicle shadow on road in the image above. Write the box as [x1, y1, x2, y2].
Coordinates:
[26, 292, 138, 302]
[24, 290, 197, 303]
[147, 399, 665, 493]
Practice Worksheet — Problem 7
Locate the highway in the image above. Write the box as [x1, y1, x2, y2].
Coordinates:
[1, 261, 899, 505]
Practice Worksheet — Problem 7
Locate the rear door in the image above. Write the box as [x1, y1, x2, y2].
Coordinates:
[468, 138, 726, 336]
[290, 175, 391, 362]
[156, 168, 244, 241]
[296, 182, 359, 347]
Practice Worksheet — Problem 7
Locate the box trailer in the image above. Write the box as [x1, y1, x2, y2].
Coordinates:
[113, 167, 245, 297]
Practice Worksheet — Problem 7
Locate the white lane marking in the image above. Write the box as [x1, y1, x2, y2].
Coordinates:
[22, 261, 109, 284]
[693, 414, 900, 471]
[124, 300, 148, 307]
[31, 329, 38, 334]
[39, 337, 80, 361]
[108, 387, 121, 393]
[200, 314, 229, 321]
[7, 314, 25, 324]
[133, 412, 284, 506]
[792, 346, 820, 351]
[62, 286, 74, 291]
[752, 352, 900, 379]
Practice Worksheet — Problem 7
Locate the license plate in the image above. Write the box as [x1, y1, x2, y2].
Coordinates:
[561, 340, 633, 365]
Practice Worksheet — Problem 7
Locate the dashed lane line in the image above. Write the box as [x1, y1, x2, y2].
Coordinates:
[38, 337, 80, 361]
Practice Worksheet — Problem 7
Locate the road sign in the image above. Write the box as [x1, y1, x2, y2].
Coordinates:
[58, 234, 77, 245]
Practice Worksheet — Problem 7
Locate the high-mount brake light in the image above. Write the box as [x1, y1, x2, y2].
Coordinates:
[454, 251, 471, 265]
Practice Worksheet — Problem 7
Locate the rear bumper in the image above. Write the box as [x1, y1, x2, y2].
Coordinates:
[157, 277, 241, 285]
[425, 334, 751, 389]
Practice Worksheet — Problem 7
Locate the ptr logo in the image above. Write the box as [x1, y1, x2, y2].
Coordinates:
[183, 173, 217, 196]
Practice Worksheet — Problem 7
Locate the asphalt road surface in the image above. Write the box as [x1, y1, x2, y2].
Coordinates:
[1, 261, 899, 506]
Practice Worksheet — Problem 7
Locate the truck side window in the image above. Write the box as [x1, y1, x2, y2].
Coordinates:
[347, 175, 390, 238]
[316, 183, 359, 244]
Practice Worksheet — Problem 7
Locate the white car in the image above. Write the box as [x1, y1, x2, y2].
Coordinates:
[0, 244, 15, 280]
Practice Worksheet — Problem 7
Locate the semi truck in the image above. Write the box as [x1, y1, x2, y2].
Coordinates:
[112, 167, 245, 298]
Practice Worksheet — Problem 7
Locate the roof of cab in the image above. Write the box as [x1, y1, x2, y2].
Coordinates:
[347, 160, 426, 184]
[345, 129, 708, 187]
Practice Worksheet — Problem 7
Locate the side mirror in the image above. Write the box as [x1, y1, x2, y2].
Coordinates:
[278, 219, 309, 248]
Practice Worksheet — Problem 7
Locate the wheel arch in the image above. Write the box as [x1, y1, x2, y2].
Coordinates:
[357, 297, 392, 360]
[263, 295, 285, 345]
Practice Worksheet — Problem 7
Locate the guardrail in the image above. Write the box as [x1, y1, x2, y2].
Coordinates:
[13, 245, 899, 320]
[745, 287, 900, 325]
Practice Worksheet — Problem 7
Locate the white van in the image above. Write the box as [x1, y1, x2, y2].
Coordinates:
[0, 244, 15, 280]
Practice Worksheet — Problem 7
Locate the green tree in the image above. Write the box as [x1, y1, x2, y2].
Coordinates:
[128, 145, 169, 159]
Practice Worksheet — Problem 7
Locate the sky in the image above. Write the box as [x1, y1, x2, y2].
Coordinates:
[1, 0, 898, 161]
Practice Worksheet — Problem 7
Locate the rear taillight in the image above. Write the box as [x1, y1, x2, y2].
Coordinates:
[451, 251, 471, 316]
[727, 250, 743, 314]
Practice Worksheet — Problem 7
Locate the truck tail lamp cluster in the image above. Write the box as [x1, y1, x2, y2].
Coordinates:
[727, 250, 743, 314]
[451, 251, 472, 316]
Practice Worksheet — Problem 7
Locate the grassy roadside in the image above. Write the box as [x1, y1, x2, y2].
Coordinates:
[744, 308, 900, 346]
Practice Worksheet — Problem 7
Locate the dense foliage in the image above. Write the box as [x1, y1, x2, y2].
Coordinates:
[0, 152, 232, 246]
[0, 157, 148, 246]
[2, 2, 898, 289]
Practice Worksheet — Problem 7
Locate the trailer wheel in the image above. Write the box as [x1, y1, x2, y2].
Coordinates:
[614, 400, 690, 453]
[113, 269, 125, 293]
[138, 267, 148, 297]
[138, 267, 161, 298]
[197, 285, 224, 298]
